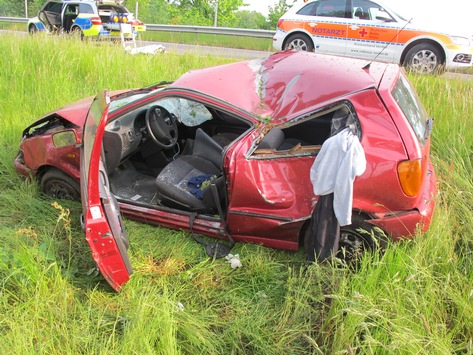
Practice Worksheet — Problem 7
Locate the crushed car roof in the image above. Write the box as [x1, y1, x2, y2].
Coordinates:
[170, 51, 391, 122]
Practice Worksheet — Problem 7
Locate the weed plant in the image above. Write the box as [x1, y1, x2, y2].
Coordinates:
[0, 34, 472, 353]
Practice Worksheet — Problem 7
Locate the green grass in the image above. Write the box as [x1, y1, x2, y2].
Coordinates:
[1, 33, 472, 353]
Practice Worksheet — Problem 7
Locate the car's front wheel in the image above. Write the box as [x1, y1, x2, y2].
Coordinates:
[40, 168, 80, 200]
[403, 43, 445, 74]
[284, 33, 314, 52]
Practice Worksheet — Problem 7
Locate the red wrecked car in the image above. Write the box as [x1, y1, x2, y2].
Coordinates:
[14, 51, 436, 290]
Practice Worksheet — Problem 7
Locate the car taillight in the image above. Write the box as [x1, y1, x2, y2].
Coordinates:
[91, 17, 102, 25]
[277, 19, 284, 29]
[397, 159, 423, 197]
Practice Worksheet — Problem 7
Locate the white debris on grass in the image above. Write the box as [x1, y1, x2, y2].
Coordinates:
[225, 254, 242, 269]
[125, 44, 167, 55]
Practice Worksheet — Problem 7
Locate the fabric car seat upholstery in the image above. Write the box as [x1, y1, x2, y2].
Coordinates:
[155, 128, 223, 211]
[258, 127, 307, 150]
[258, 127, 285, 149]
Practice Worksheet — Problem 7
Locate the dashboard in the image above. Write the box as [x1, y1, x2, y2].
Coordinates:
[103, 108, 148, 171]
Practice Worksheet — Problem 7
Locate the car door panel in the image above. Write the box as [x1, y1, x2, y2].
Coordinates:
[225, 134, 315, 249]
[81, 91, 132, 291]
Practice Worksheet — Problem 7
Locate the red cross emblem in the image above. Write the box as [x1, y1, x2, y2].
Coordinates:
[359, 28, 368, 37]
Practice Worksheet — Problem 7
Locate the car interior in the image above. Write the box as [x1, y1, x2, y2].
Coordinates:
[103, 96, 359, 215]
[103, 97, 251, 214]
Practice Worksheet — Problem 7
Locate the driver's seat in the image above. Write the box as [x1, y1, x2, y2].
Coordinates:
[155, 128, 223, 212]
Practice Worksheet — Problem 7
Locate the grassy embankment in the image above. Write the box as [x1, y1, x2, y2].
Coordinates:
[0, 21, 273, 51]
[0, 35, 472, 353]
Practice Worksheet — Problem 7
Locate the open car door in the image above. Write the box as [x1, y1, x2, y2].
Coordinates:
[80, 90, 132, 291]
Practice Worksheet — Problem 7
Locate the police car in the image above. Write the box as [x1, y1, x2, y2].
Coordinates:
[273, 0, 473, 74]
[27, 0, 145, 40]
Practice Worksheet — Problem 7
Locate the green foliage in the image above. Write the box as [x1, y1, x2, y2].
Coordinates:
[1, 34, 473, 353]
[234, 9, 270, 29]
[267, 0, 296, 29]
[0, 0, 42, 17]
[4, 0, 279, 29]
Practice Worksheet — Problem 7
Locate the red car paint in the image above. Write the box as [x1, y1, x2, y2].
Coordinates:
[15, 51, 437, 290]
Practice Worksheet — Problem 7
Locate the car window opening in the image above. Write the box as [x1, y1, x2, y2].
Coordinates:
[252, 102, 360, 157]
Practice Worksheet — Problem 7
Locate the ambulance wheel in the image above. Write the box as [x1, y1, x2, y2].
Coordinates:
[404, 43, 445, 74]
[285, 33, 314, 52]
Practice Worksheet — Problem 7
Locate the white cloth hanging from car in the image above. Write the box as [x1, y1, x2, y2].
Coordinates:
[310, 127, 366, 226]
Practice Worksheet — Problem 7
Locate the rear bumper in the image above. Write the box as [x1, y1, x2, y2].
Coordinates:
[369, 164, 437, 240]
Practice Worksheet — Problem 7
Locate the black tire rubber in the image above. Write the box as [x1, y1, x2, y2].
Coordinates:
[284, 33, 314, 52]
[28, 25, 38, 35]
[338, 213, 387, 264]
[40, 168, 80, 200]
[403, 43, 444, 74]
[304, 212, 387, 265]
[71, 26, 84, 40]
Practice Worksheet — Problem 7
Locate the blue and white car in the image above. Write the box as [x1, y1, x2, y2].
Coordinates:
[27, 0, 145, 39]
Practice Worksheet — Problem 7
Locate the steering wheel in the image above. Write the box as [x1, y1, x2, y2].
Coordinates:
[145, 105, 178, 149]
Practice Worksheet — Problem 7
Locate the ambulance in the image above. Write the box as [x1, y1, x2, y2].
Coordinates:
[273, 0, 473, 74]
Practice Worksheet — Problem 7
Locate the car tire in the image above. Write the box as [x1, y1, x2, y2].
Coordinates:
[28, 25, 38, 35]
[284, 33, 314, 52]
[338, 213, 387, 265]
[40, 168, 80, 200]
[71, 26, 84, 40]
[403, 43, 445, 74]
[304, 212, 387, 264]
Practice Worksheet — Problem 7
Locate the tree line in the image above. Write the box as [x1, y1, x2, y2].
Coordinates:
[0, 0, 296, 29]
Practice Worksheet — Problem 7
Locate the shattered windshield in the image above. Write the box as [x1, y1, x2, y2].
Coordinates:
[158, 98, 212, 126]
[109, 93, 211, 126]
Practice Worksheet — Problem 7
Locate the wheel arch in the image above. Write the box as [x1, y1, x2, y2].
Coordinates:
[298, 209, 380, 247]
[71, 24, 83, 33]
[28, 23, 39, 33]
[400, 38, 446, 66]
[36, 165, 79, 184]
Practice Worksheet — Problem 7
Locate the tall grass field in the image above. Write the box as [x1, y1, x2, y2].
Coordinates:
[0, 34, 472, 354]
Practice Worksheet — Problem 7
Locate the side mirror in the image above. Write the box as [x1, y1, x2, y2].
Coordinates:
[52, 130, 78, 148]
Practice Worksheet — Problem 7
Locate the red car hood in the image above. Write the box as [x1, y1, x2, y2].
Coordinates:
[53, 96, 95, 127]
[44, 90, 134, 127]
[171, 51, 390, 123]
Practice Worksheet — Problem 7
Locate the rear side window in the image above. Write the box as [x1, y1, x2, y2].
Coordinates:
[297, 3, 318, 16]
[316, 0, 347, 17]
[79, 4, 95, 14]
[392, 74, 429, 145]
[297, 0, 348, 18]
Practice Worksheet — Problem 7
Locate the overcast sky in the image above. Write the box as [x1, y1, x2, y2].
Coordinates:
[240, 0, 472, 35]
